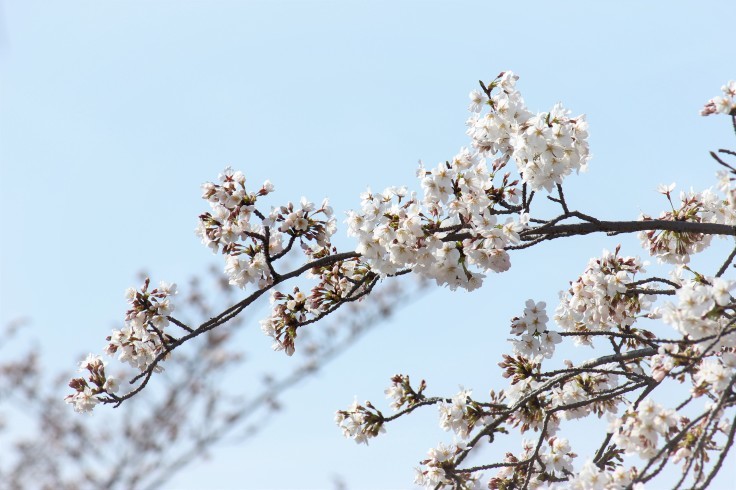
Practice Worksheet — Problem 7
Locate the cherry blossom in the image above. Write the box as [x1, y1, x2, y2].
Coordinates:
[509, 300, 561, 359]
[701, 80, 736, 116]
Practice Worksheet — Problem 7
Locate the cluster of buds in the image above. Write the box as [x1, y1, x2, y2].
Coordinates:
[306, 253, 372, 306]
[467, 71, 590, 193]
[334, 399, 385, 445]
[497, 356, 549, 433]
[65, 354, 119, 413]
[498, 355, 560, 435]
[555, 247, 651, 344]
[498, 353, 542, 387]
[104, 278, 178, 372]
[260, 288, 308, 356]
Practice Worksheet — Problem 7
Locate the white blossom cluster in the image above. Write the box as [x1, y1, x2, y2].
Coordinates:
[566, 460, 640, 490]
[717, 170, 736, 219]
[266, 196, 337, 256]
[414, 441, 481, 489]
[488, 439, 579, 489]
[537, 437, 575, 482]
[610, 399, 679, 459]
[466, 71, 590, 192]
[197, 168, 275, 252]
[438, 388, 486, 439]
[347, 159, 524, 291]
[509, 299, 561, 359]
[492, 439, 578, 489]
[65, 354, 119, 414]
[639, 186, 736, 264]
[384, 373, 426, 411]
[104, 279, 178, 372]
[693, 357, 736, 394]
[384, 375, 411, 411]
[701, 80, 736, 116]
[347, 72, 590, 290]
[656, 277, 736, 394]
[555, 248, 651, 343]
[196, 167, 336, 289]
[502, 375, 540, 407]
[648, 344, 678, 383]
[659, 277, 735, 351]
[489, 442, 640, 489]
[334, 399, 385, 445]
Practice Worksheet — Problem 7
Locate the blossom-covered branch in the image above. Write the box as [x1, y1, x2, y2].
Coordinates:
[333, 78, 736, 489]
[4, 269, 425, 488]
[68, 72, 736, 489]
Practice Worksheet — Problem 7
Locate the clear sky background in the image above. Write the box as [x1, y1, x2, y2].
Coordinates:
[1, 1, 735, 489]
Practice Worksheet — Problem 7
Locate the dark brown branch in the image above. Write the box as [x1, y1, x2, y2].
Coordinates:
[681, 373, 736, 485]
[522, 219, 736, 239]
[381, 397, 447, 423]
[451, 347, 658, 471]
[449, 218, 736, 247]
[119, 251, 361, 403]
[696, 410, 736, 490]
[716, 243, 736, 277]
[627, 287, 676, 295]
[521, 415, 551, 490]
[167, 316, 194, 333]
[711, 150, 736, 171]
[627, 277, 681, 289]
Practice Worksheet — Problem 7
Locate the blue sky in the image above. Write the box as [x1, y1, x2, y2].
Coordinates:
[1, 1, 735, 488]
